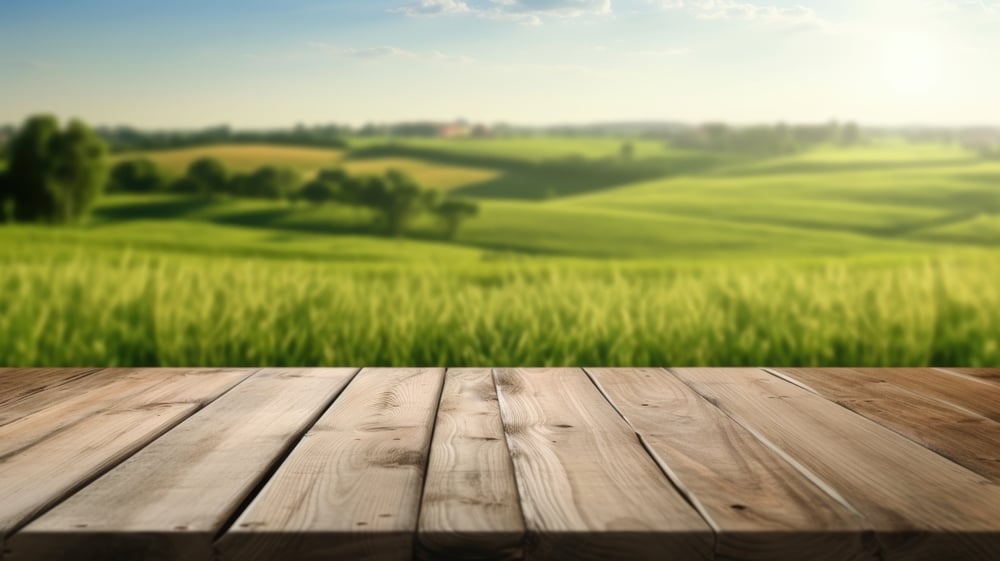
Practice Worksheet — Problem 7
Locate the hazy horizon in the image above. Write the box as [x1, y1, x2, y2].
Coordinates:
[8, 116, 1000, 133]
[4, 0, 1000, 129]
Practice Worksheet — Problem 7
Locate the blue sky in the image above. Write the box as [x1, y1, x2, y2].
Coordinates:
[2, 0, 998, 127]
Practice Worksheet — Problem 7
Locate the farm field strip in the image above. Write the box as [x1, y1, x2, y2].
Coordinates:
[112, 144, 345, 175]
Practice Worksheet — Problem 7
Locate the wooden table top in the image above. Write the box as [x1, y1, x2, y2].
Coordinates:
[0, 367, 998, 561]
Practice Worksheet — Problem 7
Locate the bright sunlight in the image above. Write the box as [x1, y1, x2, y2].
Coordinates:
[879, 30, 944, 97]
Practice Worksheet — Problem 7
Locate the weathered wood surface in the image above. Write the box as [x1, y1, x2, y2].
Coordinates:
[852, 368, 1000, 422]
[939, 368, 1000, 383]
[586, 367, 875, 561]
[0, 368, 254, 553]
[8, 368, 357, 561]
[774, 367, 1000, 482]
[0, 368, 169, 429]
[0, 368, 99, 411]
[417, 368, 524, 561]
[494, 368, 713, 561]
[673, 368, 1000, 561]
[217, 367, 446, 561]
[1, 367, 998, 561]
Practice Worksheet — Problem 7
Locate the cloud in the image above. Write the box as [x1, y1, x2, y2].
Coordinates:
[395, 0, 472, 15]
[660, 1, 826, 28]
[309, 43, 475, 63]
[393, 0, 612, 24]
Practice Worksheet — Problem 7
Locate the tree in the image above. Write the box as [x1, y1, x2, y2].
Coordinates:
[359, 175, 390, 214]
[243, 166, 300, 199]
[356, 170, 436, 235]
[170, 177, 201, 194]
[702, 123, 731, 151]
[5, 115, 108, 223]
[0, 172, 9, 222]
[620, 141, 635, 160]
[336, 174, 366, 207]
[299, 179, 336, 205]
[298, 167, 350, 205]
[186, 157, 227, 197]
[316, 167, 350, 186]
[379, 169, 435, 236]
[108, 158, 166, 193]
[433, 198, 479, 239]
[227, 172, 250, 197]
[840, 122, 861, 146]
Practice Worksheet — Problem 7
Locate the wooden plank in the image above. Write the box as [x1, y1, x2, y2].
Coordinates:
[417, 368, 525, 561]
[672, 368, 1000, 561]
[493, 368, 712, 561]
[845, 368, 1000, 422]
[586, 367, 875, 561]
[217, 367, 446, 561]
[7, 368, 358, 561]
[775, 368, 1000, 482]
[0, 368, 254, 550]
[0, 368, 244, 455]
[940, 368, 1000, 383]
[0, 368, 178, 426]
[0, 368, 101, 410]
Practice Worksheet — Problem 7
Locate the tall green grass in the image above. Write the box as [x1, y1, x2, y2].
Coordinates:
[1, 242, 996, 366]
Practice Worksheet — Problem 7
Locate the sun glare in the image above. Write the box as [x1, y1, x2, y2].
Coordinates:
[879, 31, 943, 98]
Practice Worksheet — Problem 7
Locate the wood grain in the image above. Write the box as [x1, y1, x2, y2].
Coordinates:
[217, 367, 446, 561]
[939, 368, 1000, 383]
[0, 368, 142, 427]
[417, 368, 525, 561]
[0, 368, 101, 410]
[672, 368, 1000, 561]
[0, 368, 253, 551]
[586, 367, 875, 561]
[6, 368, 357, 561]
[0, 368, 245, 455]
[774, 368, 1000, 482]
[493, 368, 712, 561]
[847, 368, 1000, 422]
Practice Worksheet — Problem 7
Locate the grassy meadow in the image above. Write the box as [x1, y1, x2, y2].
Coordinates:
[3, 136, 999, 366]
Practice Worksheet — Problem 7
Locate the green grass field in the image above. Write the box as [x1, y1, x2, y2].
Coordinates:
[2, 137, 998, 366]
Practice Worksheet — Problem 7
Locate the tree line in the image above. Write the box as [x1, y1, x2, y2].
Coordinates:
[109, 156, 480, 238]
[669, 122, 862, 156]
[0, 115, 106, 223]
[97, 124, 349, 153]
[8, 118, 1000, 158]
[0, 115, 478, 238]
